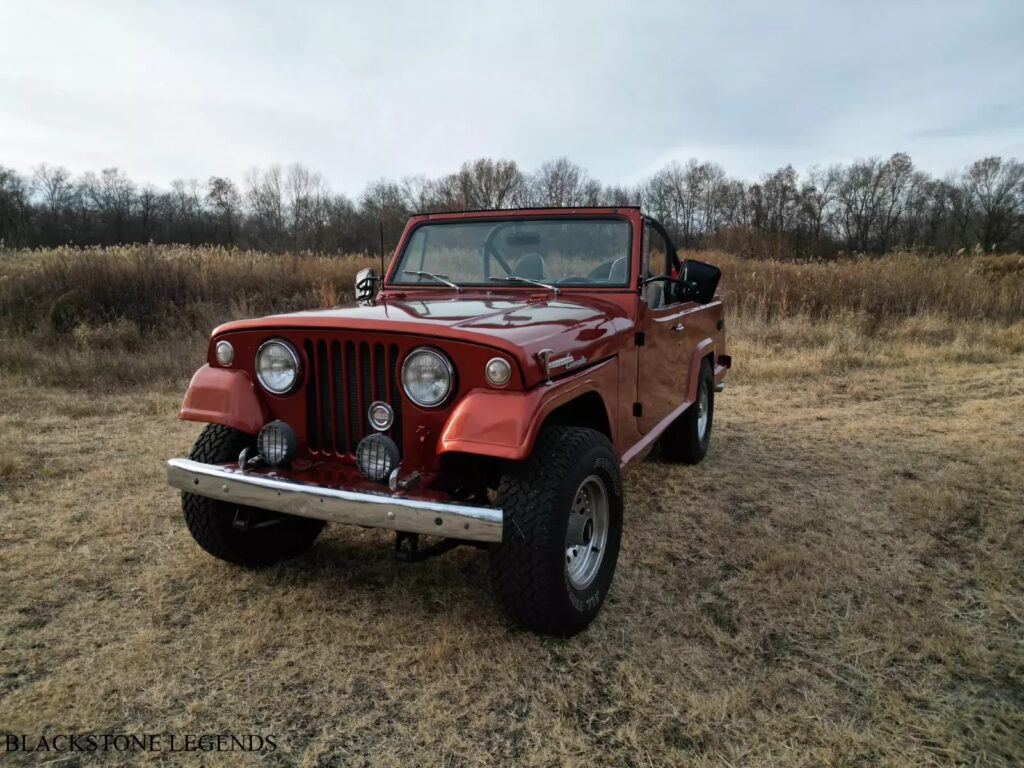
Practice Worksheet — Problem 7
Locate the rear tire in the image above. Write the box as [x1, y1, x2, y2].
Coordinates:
[490, 426, 623, 637]
[660, 357, 714, 464]
[181, 424, 325, 567]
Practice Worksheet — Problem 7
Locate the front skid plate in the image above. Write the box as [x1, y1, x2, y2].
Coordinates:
[167, 458, 503, 543]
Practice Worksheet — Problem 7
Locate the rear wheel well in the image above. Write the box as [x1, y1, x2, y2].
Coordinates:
[540, 391, 612, 439]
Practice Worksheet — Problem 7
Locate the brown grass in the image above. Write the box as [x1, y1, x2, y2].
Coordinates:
[0, 247, 1022, 765]
[704, 249, 1024, 323]
[1, 245, 1022, 390]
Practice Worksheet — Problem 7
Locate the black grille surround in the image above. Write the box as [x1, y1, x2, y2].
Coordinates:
[302, 338, 403, 459]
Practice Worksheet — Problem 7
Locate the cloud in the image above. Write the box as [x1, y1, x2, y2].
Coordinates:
[1, 0, 1022, 193]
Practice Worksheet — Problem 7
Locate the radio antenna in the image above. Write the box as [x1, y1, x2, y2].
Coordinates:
[378, 220, 385, 277]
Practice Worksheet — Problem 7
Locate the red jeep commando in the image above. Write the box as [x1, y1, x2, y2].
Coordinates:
[167, 207, 729, 636]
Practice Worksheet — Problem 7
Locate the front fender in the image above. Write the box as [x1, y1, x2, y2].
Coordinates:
[439, 358, 617, 461]
[178, 365, 270, 435]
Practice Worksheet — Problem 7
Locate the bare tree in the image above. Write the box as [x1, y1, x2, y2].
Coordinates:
[246, 166, 285, 248]
[207, 176, 242, 243]
[456, 158, 527, 209]
[32, 164, 75, 245]
[964, 156, 1024, 252]
[80, 168, 135, 243]
[0, 166, 32, 247]
[4, 153, 1024, 256]
[531, 158, 593, 207]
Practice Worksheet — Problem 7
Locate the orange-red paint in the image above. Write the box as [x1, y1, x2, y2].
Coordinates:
[177, 207, 728, 492]
[179, 365, 270, 435]
[440, 358, 618, 460]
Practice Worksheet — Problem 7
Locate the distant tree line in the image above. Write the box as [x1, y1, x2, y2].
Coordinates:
[1, 154, 1022, 257]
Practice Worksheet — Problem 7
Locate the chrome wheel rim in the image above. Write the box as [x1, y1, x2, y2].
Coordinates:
[697, 381, 709, 439]
[565, 474, 609, 590]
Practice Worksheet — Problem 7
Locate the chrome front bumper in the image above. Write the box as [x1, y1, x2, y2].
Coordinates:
[166, 458, 503, 543]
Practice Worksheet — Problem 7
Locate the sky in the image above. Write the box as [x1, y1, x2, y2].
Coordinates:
[1, 0, 1022, 195]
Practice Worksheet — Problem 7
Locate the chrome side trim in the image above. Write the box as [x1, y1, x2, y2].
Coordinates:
[167, 458, 502, 543]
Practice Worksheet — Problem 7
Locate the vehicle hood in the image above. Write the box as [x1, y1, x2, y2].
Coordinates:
[213, 291, 635, 386]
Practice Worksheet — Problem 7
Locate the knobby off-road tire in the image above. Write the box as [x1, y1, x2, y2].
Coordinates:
[181, 423, 325, 567]
[490, 426, 624, 637]
[660, 358, 714, 464]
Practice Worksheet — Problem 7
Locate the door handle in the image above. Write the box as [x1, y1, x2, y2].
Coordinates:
[670, 323, 685, 331]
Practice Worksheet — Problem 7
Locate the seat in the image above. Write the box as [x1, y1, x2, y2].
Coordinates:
[512, 252, 547, 280]
[643, 278, 664, 309]
[608, 257, 627, 284]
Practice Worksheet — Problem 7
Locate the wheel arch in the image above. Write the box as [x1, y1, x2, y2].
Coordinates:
[538, 390, 612, 439]
[685, 339, 717, 402]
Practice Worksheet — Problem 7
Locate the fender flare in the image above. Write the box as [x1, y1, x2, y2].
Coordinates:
[686, 338, 716, 402]
[178, 364, 270, 435]
[439, 358, 617, 461]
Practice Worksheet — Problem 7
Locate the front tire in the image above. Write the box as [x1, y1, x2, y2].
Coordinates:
[490, 426, 623, 637]
[181, 424, 325, 567]
[660, 358, 714, 464]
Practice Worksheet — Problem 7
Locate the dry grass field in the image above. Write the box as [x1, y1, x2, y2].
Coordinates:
[1, 246, 1022, 766]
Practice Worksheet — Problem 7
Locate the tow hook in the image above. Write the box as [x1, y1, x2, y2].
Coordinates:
[389, 469, 421, 491]
[237, 447, 265, 470]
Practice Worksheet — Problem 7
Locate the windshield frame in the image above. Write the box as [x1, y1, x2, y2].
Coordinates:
[385, 213, 636, 292]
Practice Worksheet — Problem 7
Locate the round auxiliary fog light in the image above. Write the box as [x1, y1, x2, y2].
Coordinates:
[257, 420, 297, 467]
[485, 356, 512, 387]
[215, 340, 235, 366]
[368, 401, 394, 432]
[355, 434, 400, 483]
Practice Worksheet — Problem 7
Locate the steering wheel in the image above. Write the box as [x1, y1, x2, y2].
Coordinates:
[557, 276, 596, 284]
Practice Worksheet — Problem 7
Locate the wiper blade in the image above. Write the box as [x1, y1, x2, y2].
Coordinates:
[488, 276, 560, 295]
[403, 270, 461, 292]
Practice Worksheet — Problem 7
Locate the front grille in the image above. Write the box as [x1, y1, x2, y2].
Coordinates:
[303, 338, 403, 458]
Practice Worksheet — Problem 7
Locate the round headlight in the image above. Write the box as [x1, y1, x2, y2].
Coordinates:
[485, 357, 512, 387]
[215, 340, 234, 366]
[256, 339, 300, 394]
[401, 347, 453, 407]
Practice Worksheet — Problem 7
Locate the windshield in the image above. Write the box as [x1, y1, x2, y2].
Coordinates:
[390, 218, 632, 288]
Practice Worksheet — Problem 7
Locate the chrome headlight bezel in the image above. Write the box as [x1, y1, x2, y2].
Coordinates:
[215, 339, 235, 366]
[400, 347, 454, 408]
[484, 356, 512, 388]
[255, 339, 301, 395]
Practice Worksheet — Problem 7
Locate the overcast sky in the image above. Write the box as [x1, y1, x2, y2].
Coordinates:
[2, 0, 1022, 194]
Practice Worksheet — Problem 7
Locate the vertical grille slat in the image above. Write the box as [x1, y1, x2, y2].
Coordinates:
[388, 344, 403, 444]
[373, 343, 386, 402]
[359, 342, 371, 437]
[300, 335, 405, 459]
[316, 340, 333, 453]
[304, 340, 319, 452]
[330, 341, 346, 455]
[345, 341, 359, 451]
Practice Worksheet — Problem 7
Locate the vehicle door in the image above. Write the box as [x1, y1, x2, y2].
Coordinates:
[635, 221, 690, 434]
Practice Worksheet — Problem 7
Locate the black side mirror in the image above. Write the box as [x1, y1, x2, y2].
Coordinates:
[675, 259, 721, 304]
[355, 268, 380, 303]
